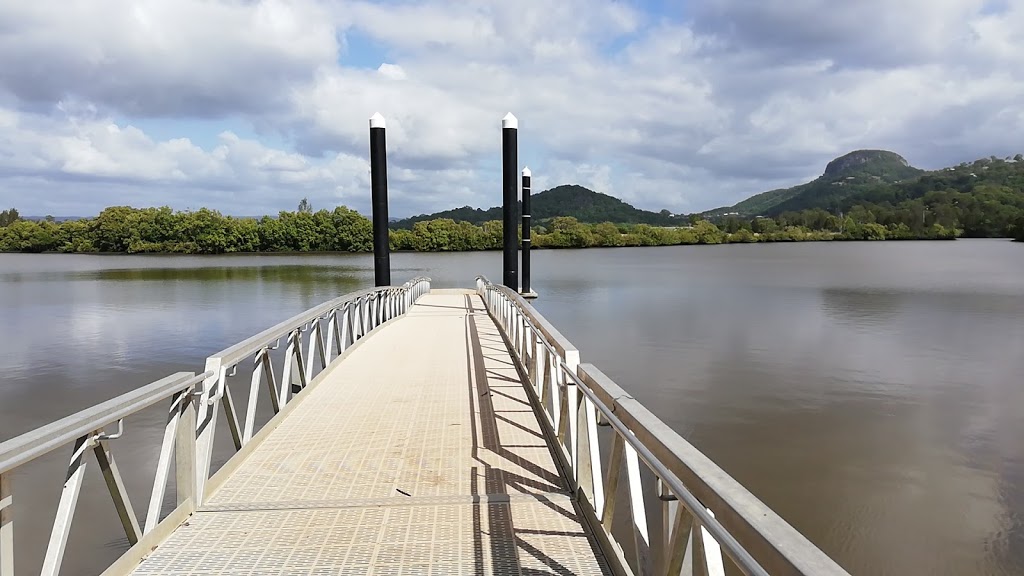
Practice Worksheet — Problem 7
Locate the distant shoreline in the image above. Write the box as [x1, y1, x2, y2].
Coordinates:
[1, 235, 993, 257]
[0, 204, 976, 254]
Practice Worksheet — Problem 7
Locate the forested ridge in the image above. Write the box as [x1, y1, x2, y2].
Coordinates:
[2, 152, 1024, 253]
[705, 152, 1024, 239]
[704, 150, 925, 217]
[391, 184, 685, 228]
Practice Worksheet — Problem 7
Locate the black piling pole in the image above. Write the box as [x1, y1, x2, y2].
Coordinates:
[502, 113, 519, 290]
[521, 167, 531, 295]
[369, 112, 391, 287]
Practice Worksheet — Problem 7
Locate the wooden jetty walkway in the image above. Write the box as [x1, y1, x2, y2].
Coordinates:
[0, 277, 851, 576]
[131, 291, 610, 575]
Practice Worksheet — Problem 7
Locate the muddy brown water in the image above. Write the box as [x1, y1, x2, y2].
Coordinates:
[1, 240, 1022, 575]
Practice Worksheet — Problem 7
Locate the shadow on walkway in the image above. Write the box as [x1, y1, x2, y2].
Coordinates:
[464, 294, 605, 575]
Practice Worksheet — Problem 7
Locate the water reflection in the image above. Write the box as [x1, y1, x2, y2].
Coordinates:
[820, 287, 907, 327]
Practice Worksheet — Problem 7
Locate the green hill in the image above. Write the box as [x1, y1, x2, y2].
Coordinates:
[392, 184, 685, 228]
[708, 151, 1024, 238]
[705, 150, 923, 217]
[709, 186, 800, 217]
[835, 155, 1024, 237]
[395, 149, 1024, 239]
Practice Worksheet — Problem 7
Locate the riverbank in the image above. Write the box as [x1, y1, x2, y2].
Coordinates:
[0, 209, 963, 254]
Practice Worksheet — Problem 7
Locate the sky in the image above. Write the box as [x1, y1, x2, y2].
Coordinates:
[0, 0, 1021, 218]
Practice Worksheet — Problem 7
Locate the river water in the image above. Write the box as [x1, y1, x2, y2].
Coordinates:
[1, 240, 1022, 575]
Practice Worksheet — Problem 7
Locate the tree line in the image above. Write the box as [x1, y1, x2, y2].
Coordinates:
[0, 205, 372, 254]
[0, 202, 968, 255]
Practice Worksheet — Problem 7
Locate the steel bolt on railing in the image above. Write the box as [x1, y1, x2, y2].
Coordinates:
[475, 276, 850, 576]
[0, 277, 430, 576]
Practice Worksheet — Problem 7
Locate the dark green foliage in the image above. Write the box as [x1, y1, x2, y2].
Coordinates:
[0, 205, 958, 254]
[395, 205, 503, 229]
[0, 220, 59, 252]
[704, 152, 1024, 239]
[0, 205, 373, 254]
[392, 185, 686, 229]
[0, 208, 20, 227]
[1012, 216, 1024, 242]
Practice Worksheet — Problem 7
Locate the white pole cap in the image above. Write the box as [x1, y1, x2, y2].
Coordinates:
[369, 112, 386, 129]
[522, 166, 531, 177]
[502, 112, 518, 129]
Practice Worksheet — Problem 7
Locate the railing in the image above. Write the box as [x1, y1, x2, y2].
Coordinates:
[0, 277, 430, 576]
[0, 373, 205, 576]
[475, 276, 850, 576]
[194, 276, 430, 503]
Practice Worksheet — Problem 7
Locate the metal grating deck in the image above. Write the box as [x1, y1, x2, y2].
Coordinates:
[130, 292, 611, 575]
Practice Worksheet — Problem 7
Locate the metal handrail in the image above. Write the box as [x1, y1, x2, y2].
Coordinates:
[208, 277, 429, 370]
[0, 277, 432, 576]
[208, 289, 381, 369]
[0, 372, 206, 576]
[475, 275, 850, 576]
[474, 279, 579, 359]
[0, 373, 205, 475]
[195, 278, 432, 503]
[567, 366, 768, 576]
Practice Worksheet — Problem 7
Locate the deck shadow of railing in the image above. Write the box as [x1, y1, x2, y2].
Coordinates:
[475, 276, 853, 576]
[465, 293, 588, 575]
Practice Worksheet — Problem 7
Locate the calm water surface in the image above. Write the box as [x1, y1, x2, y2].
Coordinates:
[1, 241, 1022, 575]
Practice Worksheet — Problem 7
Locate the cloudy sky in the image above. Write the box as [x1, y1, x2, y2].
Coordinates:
[0, 0, 1021, 218]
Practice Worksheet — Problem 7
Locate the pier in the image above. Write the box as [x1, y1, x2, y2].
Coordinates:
[0, 277, 849, 575]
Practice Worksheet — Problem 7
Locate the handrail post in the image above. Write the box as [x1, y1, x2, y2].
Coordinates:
[364, 293, 372, 330]
[41, 435, 89, 576]
[354, 298, 362, 340]
[326, 310, 338, 363]
[362, 296, 370, 337]
[625, 443, 652, 574]
[565, 350, 581, 488]
[194, 360, 223, 506]
[521, 167, 532, 294]
[341, 303, 352, 350]
[528, 330, 538, 385]
[176, 386, 197, 508]
[512, 305, 520, 354]
[581, 393, 605, 512]
[0, 471, 12, 576]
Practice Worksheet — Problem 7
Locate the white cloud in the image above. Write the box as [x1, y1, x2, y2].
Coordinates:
[0, 0, 338, 116]
[0, 104, 378, 215]
[377, 64, 407, 81]
[0, 0, 1022, 217]
[694, 0, 990, 66]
